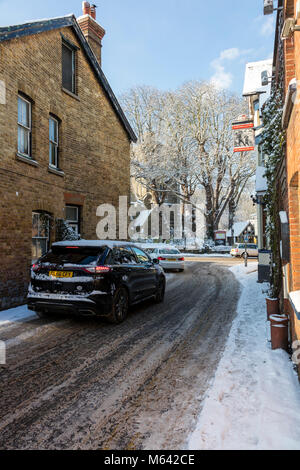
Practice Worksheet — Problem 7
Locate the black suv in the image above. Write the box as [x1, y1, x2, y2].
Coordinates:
[27, 241, 166, 323]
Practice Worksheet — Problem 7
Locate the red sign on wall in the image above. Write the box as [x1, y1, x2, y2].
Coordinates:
[232, 119, 255, 153]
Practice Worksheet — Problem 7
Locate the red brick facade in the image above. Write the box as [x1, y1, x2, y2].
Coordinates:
[273, 1, 300, 359]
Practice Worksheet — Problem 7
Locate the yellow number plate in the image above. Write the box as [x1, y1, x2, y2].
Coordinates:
[49, 271, 73, 278]
[167, 259, 175, 262]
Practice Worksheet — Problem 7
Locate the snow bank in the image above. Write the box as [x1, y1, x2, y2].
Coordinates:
[184, 253, 231, 258]
[0, 304, 36, 326]
[212, 245, 231, 253]
[187, 263, 300, 450]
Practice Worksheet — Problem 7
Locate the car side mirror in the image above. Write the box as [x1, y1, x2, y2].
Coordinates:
[153, 258, 159, 264]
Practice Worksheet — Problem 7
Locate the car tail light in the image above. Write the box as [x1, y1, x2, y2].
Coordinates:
[32, 264, 41, 272]
[84, 266, 111, 274]
[157, 257, 166, 261]
[178, 257, 185, 261]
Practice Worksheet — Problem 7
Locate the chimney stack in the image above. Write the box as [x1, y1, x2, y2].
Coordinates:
[77, 1, 106, 66]
[82, 1, 90, 15]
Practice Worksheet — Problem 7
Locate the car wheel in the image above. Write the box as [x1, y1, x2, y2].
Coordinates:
[109, 287, 129, 324]
[36, 310, 51, 319]
[154, 278, 165, 303]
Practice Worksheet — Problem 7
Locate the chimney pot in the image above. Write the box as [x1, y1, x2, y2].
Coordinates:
[90, 4, 96, 19]
[82, 1, 91, 16]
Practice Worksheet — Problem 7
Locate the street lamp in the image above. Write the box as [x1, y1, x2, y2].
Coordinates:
[263, 0, 283, 16]
[264, 0, 274, 15]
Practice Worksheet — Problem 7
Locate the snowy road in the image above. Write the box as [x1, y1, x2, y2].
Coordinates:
[0, 258, 243, 450]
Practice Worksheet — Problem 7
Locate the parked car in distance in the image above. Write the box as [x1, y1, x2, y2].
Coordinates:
[230, 243, 258, 258]
[27, 241, 166, 324]
[144, 247, 185, 272]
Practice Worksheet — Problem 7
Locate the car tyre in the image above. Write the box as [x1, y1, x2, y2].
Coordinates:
[154, 278, 165, 303]
[36, 310, 51, 319]
[108, 287, 129, 324]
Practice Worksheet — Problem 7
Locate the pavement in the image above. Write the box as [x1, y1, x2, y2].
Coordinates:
[0, 257, 244, 450]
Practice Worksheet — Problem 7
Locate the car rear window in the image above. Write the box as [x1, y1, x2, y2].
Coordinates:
[159, 249, 180, 254]
[40, 246, 106, 266]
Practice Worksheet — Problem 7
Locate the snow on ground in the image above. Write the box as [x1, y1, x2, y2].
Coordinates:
[0, 304, 36, 327]
[187, 263, 300, 450]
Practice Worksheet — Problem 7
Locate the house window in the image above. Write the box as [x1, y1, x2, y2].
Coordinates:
[66, 205, 80, 234]
[62, 42, 76, 94]
[253, 100, 260, 128]
[32, 212, 50, 262]
[49, 117, 59, 168]
[18, 95, 32, 157]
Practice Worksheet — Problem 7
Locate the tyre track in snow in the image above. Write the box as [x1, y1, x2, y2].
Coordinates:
[0, 261, 240, 449]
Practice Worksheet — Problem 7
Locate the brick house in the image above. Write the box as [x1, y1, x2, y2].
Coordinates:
[0, 2, 136, 310]
[269, 0, 300, 372]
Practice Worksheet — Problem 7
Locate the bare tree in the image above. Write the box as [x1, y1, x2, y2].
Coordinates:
[179, 81, 253, 238]
[162, 91, 198, 204]
[226, 152, 256, 231]
[121, 82, 255, 240]
[121, 86, 171, 205]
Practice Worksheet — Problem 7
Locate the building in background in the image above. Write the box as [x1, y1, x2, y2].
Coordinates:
[226, 220, 257, 246]
[0, 2, 136, 310]
[263, 0, 300, 373]
[243, 59, 273, 251]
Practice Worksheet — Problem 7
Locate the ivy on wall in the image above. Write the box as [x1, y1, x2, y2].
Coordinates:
[260, 91, 285, 298]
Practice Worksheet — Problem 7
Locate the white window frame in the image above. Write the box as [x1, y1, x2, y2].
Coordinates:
[66, 205, 79, 234]
[49, 116, 59, 169]
[17, 95, 32, 158]
[32, 212, 50, 263]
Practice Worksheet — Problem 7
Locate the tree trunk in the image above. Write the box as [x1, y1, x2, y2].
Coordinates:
[204, 185, 215, 240]
[228, 198, 236, 232]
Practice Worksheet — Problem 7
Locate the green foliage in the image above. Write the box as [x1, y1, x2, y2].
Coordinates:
[261, 91, 285, 298]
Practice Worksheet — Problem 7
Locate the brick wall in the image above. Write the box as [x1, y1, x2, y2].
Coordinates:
[0, 26, 131, 309]
[284, 0, 296, 93]
[280, 0, 300, 344]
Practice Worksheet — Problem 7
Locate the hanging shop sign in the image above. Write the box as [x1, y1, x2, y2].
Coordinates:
[232, 118, 255, 153]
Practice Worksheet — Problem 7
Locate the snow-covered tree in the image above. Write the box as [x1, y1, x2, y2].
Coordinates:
[56, 219, 81, 241]
[121, 86, 172, 205]
[121, 81, 255, 239]
[179, 81, 255, 238]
